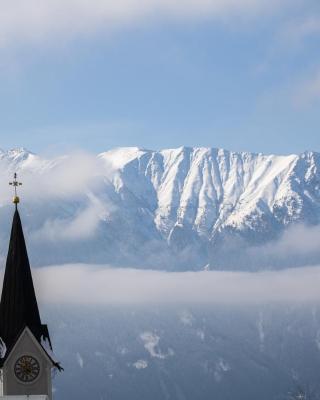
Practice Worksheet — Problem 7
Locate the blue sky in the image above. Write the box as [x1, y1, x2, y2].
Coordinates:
[0, 0, 319, 155]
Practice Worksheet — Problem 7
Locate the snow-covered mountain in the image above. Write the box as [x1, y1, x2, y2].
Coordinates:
[49, 304, 320, 400]
[0, 146, 320, 270]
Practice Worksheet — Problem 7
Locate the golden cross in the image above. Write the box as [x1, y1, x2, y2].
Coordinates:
[9, 173, 22, 205]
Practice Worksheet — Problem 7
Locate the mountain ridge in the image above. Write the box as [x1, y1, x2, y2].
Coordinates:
[0, 146, 319, 270]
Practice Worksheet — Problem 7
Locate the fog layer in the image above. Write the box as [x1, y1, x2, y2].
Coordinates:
[23, 264, 320, 305]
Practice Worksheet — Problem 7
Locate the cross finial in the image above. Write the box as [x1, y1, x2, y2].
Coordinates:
[9, 172, 22, 206]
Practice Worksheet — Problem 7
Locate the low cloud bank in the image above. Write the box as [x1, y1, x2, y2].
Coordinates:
[24, 264, 320, 305]
[249, 224, 320, 259]
[0, 151, 103, 203]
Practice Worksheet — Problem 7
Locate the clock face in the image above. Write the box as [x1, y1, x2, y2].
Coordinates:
[14, 355, 40, 383]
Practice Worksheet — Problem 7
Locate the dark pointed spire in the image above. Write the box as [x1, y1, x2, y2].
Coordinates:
[0, 207, 52, 356]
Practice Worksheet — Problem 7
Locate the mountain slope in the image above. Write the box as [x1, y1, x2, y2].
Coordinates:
[101, 147, 320, 236]
[0, 146, 320, 270]
[50, 304, 320, 400]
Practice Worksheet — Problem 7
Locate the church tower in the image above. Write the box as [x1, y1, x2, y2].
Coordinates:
[0, 174, 62, 400]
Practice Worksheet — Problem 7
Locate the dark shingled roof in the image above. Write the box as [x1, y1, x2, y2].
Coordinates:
[0, 208, 52, 358]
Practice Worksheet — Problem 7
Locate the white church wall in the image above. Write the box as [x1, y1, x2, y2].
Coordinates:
[2, 330, 52, 400]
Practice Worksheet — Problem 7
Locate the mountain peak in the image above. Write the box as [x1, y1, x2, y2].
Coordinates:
[7, 147, 34, 161]
[0, 145, 319, 270]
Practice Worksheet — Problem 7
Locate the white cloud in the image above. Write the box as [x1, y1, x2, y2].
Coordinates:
[0, 0, 292, 47]
[22, 151, 104, 200]
[249, 224, 320, 259]
[292, 69, 320, 107]
[261, 65, 320, 110]
[0, 150, 117, 242]
[0, 150, 105, 204]
[281, 15, 320, 46]
[30, 199, 107, 242]
[28, 263, 320, 305]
